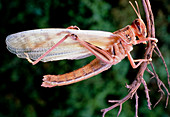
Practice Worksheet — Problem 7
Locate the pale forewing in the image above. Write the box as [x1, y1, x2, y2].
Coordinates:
[6, 28, 115, 62]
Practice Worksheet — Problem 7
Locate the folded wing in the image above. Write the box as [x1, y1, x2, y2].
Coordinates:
[6, 28, 114, 62]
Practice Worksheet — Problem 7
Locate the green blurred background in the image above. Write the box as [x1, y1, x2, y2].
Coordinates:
[0, 0, 170, 117]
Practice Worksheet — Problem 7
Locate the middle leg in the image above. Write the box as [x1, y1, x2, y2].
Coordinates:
[126, 51, 151, 68]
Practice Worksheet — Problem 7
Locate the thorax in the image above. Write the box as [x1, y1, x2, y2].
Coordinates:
[107, 25, 136, 64]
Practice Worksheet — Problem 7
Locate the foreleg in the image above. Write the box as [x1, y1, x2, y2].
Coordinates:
[136, 37, 158, 44]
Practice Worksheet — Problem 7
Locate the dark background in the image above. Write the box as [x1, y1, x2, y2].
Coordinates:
[0, 0, 170, 117]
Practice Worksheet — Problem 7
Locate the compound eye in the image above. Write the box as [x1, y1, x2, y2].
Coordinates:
[135, 20, 141, 33]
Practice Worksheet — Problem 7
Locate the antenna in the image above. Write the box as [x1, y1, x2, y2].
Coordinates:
[129, 1, 141, 19]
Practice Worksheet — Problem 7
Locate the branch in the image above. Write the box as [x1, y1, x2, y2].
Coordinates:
[101, 0, 169, 116]
[143, 0, 170, 108]
[101, 80, 141, 117]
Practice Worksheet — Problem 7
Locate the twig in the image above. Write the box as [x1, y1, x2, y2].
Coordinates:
[149, 62, 170, 108]
[154, 44, 170, 87]
[145, 67, 155, 79]
[141, 78, 152, 109]
[135, 93, 139, 117]
[146, 64, 170, 108]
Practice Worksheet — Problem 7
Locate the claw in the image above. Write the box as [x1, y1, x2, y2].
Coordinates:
[150, 37, 158, 43]
[66, 26, 80, 30]
[148, 58, 152, 62]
